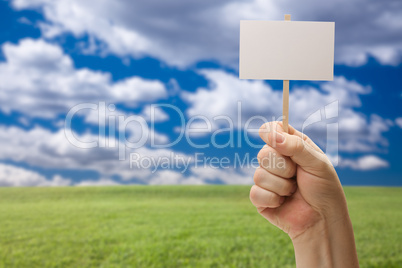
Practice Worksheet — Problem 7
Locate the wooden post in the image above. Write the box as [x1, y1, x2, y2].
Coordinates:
[283, 14, 291, 133]
[283, 80, 289, 133]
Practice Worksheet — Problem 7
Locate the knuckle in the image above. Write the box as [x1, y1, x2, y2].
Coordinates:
[282, 162, 296, 179]
[263, 191, 273, 204]
[258, 123, 270, 138]
[282, 170, 292, 179]
[249, 185, 259, 202]
[300, 132, 310, 141]
[283, 181, 295, 196]
[257, 148, 271, 166]
[267, 153, 293, 178]
[256, 148, 265, 160]
[277, 182, 287, 196]
[253, 168, 264, 185]
[265, 190, 277, 205]
[293, 136, 306, 154]
[273, 179, 286, 196]
[259, 122, 280, 139]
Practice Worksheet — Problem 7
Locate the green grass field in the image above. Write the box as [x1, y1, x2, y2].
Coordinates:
[0, 186, 401, 267]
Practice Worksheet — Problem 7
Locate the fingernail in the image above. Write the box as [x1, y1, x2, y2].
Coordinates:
[279, 196, 285, 205]
[274, 131, 285, 144]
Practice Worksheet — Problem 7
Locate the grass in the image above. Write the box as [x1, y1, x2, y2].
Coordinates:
[0, 186, 401, 267]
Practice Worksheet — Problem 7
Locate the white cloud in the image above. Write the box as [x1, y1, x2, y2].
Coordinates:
[0, 125, 189, 182]
[76, 178, 121, 186]
[337, 114, 391, 153]
[46, 175, 72, 186]
[148, 170, 204, 185]
[112, 77, 167, 107]
[0, 38, 167, 119]
[17, 17, 32, 25]
[140, 105, 169, 123]
[395, 117, 402, 129]
[189, 166, 254, 185]
[82, 105, 169, 145]
[183, 69, 279, 130]
[340, 155, 389, 170]
[0, 123, 254, 186]
[149, 165, 255, 185]
[11, 0, 402, 67]
[183, 69, 389, 153]
[0, 163, 71, 186]
[146, 166, 254, 185]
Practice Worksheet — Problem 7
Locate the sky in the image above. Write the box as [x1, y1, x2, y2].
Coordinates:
[0, 0, 401, 187]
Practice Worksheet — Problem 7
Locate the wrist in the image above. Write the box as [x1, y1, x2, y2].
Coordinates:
[291, 213, 359, 268]
[291, 219, 333, 267]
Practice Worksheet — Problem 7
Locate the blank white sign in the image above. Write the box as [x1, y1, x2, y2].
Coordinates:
[239, 20, 335, 81]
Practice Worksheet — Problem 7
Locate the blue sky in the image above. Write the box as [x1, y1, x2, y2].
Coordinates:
[0, 0, 401, 186]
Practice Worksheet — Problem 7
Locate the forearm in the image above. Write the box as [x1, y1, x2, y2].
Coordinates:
[292, 214, 359, 268]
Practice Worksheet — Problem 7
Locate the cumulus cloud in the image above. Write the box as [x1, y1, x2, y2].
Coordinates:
[81, 104, 169, 145]
[1, 1, 396, 188]
[183, 69, 390, 153]
[395, 117, 402, 128]
[78, 167, 253, 186]
[76, 178, 121, 186]
[140, 105, 169, 123]
[1, 121, 386, 187]
[0, 118, 259, 186]
[339, 155, 389, 170]
[11, 0, 402, 67]
[0, 124, 255, 186]
[0, 38, 167, 119]
[148, 170, 205, 185]
[0, 125, 190, 182]
[147, 166, 255, 185]
[0, 163, 71, 186]
[189, 166, 254, 185]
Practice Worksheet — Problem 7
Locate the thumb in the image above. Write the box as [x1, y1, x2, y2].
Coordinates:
[259, 122, 333, 177]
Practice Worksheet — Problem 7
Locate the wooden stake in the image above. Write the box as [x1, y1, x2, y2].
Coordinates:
[283, 80, 289, 133]
[283, 14, 291, 133]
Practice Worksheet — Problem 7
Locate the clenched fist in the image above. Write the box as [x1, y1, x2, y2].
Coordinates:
[250, 122, 359, 268]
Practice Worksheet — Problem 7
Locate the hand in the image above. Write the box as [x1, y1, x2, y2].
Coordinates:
[250, 121, 345, 239]
[250, 122, 359, 267]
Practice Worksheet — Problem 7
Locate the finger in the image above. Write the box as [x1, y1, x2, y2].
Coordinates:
[260, 121, 322, 153]
[257, 145, 296, 179]
[254, 167, 297, 196]
[250, 185, 285, 208]
[259, 122, 333, 177]
[280, 122, 324, 154]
